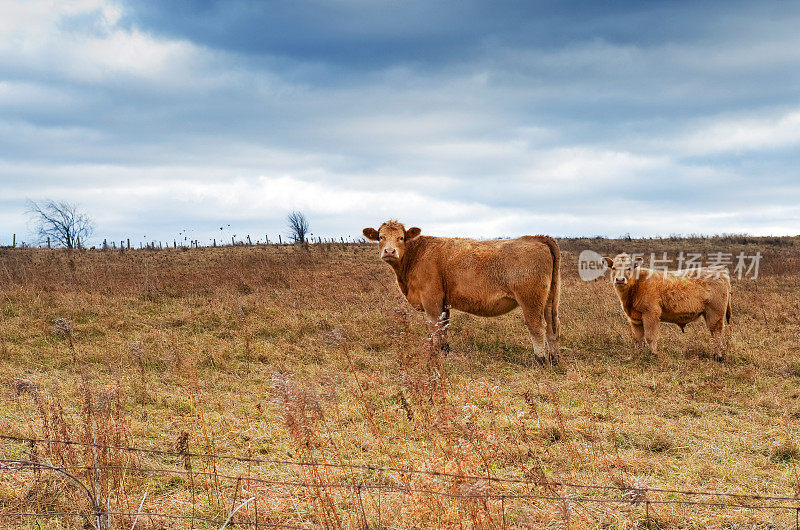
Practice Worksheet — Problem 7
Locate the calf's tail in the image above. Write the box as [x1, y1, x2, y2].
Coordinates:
[726, 297, 732, 324]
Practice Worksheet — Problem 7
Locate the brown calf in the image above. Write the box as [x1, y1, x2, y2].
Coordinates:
[605, 253, 732, 361]
[363, 220, 561, 363]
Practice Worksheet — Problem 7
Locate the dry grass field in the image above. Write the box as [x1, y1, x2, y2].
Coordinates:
[1, 236, 800, 528]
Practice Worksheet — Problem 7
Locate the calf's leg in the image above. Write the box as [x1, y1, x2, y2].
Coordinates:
[704, 310, 726, 362]
[642, 313, 660, 356]
[629, 321, 645, 355]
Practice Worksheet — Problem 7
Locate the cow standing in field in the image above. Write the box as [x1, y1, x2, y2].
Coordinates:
[605, 253, 732, 361]
[362, 221, 561, 364]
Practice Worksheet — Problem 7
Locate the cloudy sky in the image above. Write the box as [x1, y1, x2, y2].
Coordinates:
[2, 0, 799, 245]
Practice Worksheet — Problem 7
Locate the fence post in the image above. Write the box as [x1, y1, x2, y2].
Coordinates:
[278, 235, 282, 244]
[127, 239, 130, 249]
[47, 237, 51, 248]
[232, 236, 235, 246]
[12, 234, 15, 247]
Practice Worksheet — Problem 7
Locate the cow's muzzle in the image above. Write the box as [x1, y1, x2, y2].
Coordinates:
[381, 248, 398, 261]
[614, 278, 627, 285]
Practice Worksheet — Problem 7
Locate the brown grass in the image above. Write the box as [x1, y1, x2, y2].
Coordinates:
[0, 237, 799, 528]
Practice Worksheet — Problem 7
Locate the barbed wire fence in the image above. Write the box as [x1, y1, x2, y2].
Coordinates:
[2, 435, 800, 529]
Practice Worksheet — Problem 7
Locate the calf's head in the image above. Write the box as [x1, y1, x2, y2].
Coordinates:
[604, 253, 643, 286]
[362, 221, 421, 263]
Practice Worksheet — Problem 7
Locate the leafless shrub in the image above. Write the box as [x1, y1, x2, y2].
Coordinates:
[52, 318, 77, 363]
[12, 378, 37, 397]
[128, 343, 147, 405]
[95, 385, 119, 417]
[51, 318, 73, 335]
[320, 328, 345, 346]
[623, 475, 649, 505]
[271, 372, 324, 446]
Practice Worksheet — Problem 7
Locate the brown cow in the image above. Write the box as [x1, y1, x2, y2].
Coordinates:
[363, 220, 561, 364]
[604, 253, 732, 361]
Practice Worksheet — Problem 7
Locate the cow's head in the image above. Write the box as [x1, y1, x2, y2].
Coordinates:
[362, 220, 421, 263]
[604, 253, 643, 286]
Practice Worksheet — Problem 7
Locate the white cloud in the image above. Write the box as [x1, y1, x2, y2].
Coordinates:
[671, 108, 800, 155]
[0, 0, 201, 86]
[521, 147, 667, 183]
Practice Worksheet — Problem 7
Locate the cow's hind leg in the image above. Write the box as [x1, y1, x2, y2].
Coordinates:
[519, 298, 551, 366]
[704, 310, 726, 362]
[545, 300, 559, 363]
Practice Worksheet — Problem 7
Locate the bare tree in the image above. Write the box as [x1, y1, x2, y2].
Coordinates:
[286, 211, 310, 243]
[26, 199, 94, 249]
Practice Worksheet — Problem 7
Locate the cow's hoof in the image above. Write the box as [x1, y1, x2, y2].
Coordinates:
[535, 355, 559, 367]
[547, 347, 560, 365]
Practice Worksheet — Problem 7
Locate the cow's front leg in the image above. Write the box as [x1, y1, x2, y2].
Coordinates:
[641, 312, 661, 357]
[422, 296, 450, 354]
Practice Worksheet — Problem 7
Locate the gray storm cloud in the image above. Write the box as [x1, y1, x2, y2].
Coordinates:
[1, 0, 799, 246]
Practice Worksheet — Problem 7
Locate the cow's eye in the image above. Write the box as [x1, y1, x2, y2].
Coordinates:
[399, 237, 404, 241]
[379, 236, 384, 240]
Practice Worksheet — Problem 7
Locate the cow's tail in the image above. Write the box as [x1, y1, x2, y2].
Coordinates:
[538, 235, 561, 338]
[726, 297, 732, 325]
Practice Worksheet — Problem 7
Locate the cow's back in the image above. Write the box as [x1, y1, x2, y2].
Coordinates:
[408, 236, 555, 316]
[435, 236, 554, 287]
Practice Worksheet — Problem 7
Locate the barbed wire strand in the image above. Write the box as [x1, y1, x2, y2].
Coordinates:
[0, 511, 306, 528]
[3, 458, 800, 514]
[3, 435, 799, 504]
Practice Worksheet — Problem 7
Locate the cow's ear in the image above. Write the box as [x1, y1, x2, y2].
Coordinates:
[362, 227, 380, 241]
[633, 256, 643, 268]
[603, 257, 613, 268]
[405, 227, 421, 240]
